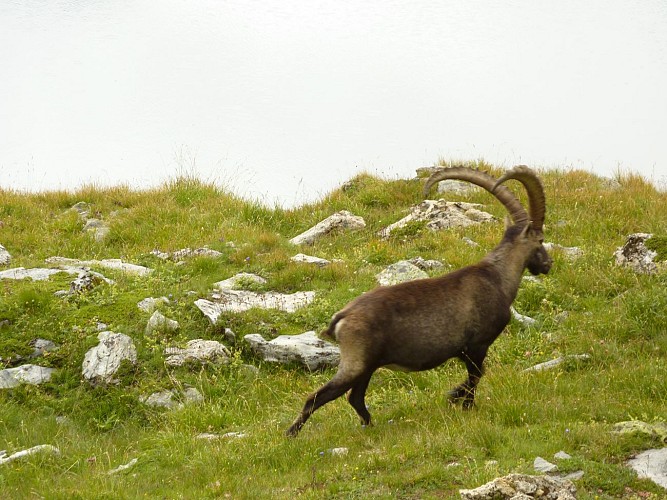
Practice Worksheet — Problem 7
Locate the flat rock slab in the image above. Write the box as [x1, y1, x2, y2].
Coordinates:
[45, 256, 152, 276]
[289, 210, 366, 245]
[0, 267, 73, 281]
[244, 331, 340, 371]
[214, 272, 267, 290]
[380, 199, 495, 239]
[151, 247, 223, 261]
[290, 253, 332, 267]
[196, 290, 315, 323]
[627, 447, 667, 489]
[0, 364, 56, 389]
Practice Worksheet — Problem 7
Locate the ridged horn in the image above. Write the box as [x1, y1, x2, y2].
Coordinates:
[492, 165, 545, 231]
[423, 166, 529, 225]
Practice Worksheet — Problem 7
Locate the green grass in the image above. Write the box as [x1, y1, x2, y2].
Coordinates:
[1, 163, 666, 498]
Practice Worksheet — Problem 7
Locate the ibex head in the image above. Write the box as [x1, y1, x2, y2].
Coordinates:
[423, 165, 552, 275]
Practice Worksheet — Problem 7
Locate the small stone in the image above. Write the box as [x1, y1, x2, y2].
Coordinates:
[137, 296, 170, 313]
[108, 458, 138, 475]
[291, 253, 332, 267]
[534, 456, 558, 473]
[554, 451, 572, 460]
[244, 330, 340, 371]
[145, 311, 179, 335]
[0, 244, 11, 266]
[164, 339, 231, 367]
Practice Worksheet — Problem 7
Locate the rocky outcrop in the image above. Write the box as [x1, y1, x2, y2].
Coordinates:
[380, 200, 495, 239]
[614, 233, 666, 274]
[460, 473, 576, 500]
[289, 210, 366, 245]
[82, 332, 137, 385]
[244, 331, 340, 371]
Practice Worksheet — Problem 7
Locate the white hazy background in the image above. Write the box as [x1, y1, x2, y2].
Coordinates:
[1, 1, 666, 206]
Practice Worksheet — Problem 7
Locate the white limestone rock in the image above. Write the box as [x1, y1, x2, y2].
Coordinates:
[380, 199, 495, 239]
[164, 339, 231, 367]
[145, 311, 179, 335]
[82, 331, 137, 385]
[614, 233, 666, 274]
[460, 473, 576, 500]
[0, 364, 56, 389]
[290, 253, 332, 267]
[290, 210, 366, 245]
[244, 330, 340, 371]
[627, 447, 667, 489]
[195, 290, 315, 323]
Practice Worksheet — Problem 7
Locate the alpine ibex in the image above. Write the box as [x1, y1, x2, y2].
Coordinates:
[286, 166, 552, 437]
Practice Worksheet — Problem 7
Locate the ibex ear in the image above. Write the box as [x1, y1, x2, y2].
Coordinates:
[520, 223, 532, 239]
[504, 216, 512, 230]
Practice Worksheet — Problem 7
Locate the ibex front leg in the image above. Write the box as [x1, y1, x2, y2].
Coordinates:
[449, 348, 487, 409]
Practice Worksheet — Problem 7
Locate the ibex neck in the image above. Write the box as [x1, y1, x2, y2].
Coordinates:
[482, 244, 527, 301]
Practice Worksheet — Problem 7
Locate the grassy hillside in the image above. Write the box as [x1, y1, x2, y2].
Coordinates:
[1, 162, 666, 498]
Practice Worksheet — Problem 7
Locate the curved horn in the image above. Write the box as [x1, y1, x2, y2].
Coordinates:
[492, 165, 545, 230]
[423, 166, 529, 225]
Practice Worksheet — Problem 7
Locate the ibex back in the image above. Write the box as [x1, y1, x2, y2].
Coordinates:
[286, 166, 552, 437]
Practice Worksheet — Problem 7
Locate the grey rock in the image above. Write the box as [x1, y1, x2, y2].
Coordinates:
[627, 447, 667, 489]
[534, 456, 559, 473]
[290, 210, 366, 245]
[82, 331, 137, 385]
[379, 199, 495, 239]
[0, 267, 69, 281]
[145, 311, 179, 335]
[82, 218, 110, 242]
[70, 201, 91, 219]
[69, 270, 113, 294]
[460, 473, 576, 500]
[511, 307, 537, 327]
[614, 233, 665, 274]
[0, 243, 10, 266]
[0, 364, 56, 389]
[214, 272, 267, 290]
[524, 354, 591, 373]
[554, 451, 572, 460]
[151, 247, 223, 261]
[408, 256, 445, 271]
[290, 253, 332, 267]
[164, 339, 231, 367]
[141, 390, 181, 410]
[183, 387, 204, 404]
[244, 330, 340, 371]
[376, 260, 428, 286]
[30, 339, 59, 358]
[433, 179, 479, 196]
[45, 256, 152, 276]
[462, 237, 480, 247]
[223, 328, 237, 344]
[137, 296, 170, 313]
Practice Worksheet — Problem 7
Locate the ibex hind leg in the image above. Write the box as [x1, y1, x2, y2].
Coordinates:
[449, 348, 487, 409]
[346, 371, 373, 426]
[286, 369, 368, 437]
